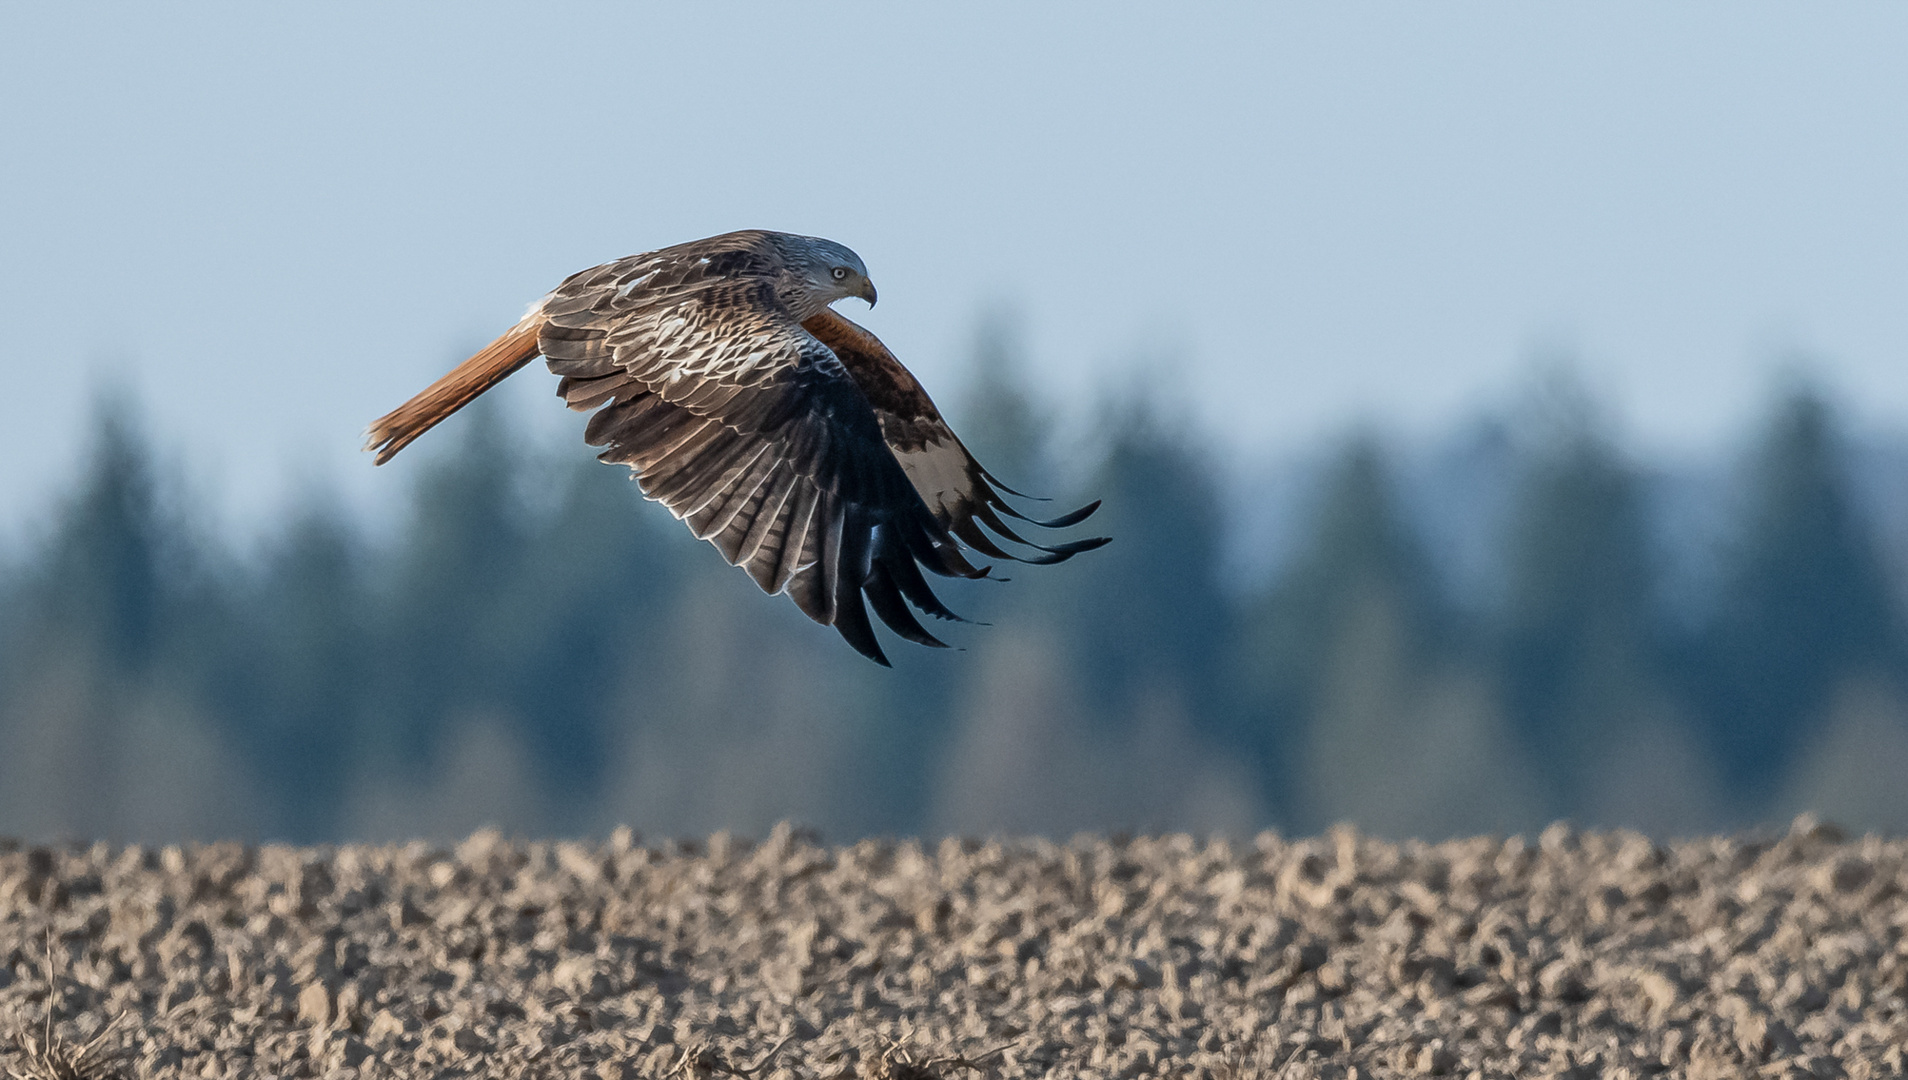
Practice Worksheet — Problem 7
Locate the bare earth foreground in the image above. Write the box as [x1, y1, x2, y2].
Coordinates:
[3, 820, 1907, 1080]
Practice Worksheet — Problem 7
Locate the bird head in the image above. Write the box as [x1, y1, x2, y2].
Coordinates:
[781, 235, 877, 313]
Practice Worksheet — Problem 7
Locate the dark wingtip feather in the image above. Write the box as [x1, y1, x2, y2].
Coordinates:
[1026, 536, 1113, 560]
[1055, 535, 1113, 554]
[834, 604, 892, 666]
[966, 502, 1117, 563]
[952, 518, 1017, 561]
[1036, 498, 1103, 528]
[865, 566, 950, 648]
[998, 498, 1101, 529]
[880, 547, 972, 624]
[999, 535, 1110, 565]
[977, 467, 1043, 500]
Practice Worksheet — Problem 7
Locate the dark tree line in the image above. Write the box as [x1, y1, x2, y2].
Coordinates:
[1, 348, 1904, 842]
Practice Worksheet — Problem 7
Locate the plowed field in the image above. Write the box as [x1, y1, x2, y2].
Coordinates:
[3, 819, 1906, 1079]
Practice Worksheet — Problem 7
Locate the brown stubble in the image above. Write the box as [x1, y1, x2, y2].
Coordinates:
[363, 317, 546, 465]
[6, 930, 127, 1080]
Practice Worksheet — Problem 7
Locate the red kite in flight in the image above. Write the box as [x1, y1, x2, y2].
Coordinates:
[366, 230, 1106, 664]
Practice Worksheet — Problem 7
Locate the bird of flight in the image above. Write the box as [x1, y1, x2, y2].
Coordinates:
[365, 230, 1108, 665]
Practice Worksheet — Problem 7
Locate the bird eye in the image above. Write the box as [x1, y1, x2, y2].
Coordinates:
[831, 267, 848, 281]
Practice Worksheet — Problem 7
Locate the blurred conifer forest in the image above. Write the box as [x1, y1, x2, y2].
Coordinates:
[3, 327, 1908, 844]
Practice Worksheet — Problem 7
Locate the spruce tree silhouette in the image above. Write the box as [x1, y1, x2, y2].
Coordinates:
[1701, 387, 1898, 803]
[37, 396, 168, 670]
[1499, 405, 1660, 814]
[1061, 402, 1227, 735]
[248, 495, 368, 839]
[374, 399, 531, 773]
[493, 454, 683, 809]
[1238, 436, 1445, 823]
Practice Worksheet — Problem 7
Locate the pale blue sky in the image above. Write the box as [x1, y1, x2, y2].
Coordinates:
[2, 4, 1904, 534]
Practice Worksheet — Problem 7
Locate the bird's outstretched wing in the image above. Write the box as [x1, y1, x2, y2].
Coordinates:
[542, 234, 995, 664]
[801, 309, 1110, 567]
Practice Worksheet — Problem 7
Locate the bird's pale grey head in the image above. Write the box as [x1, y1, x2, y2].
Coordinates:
[772, 233, 877, 316]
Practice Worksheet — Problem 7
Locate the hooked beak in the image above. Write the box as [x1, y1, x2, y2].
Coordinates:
[857, 278, 878, 308]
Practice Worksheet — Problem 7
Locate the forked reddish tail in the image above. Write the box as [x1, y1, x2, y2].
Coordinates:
[364, 317, 545, 465]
